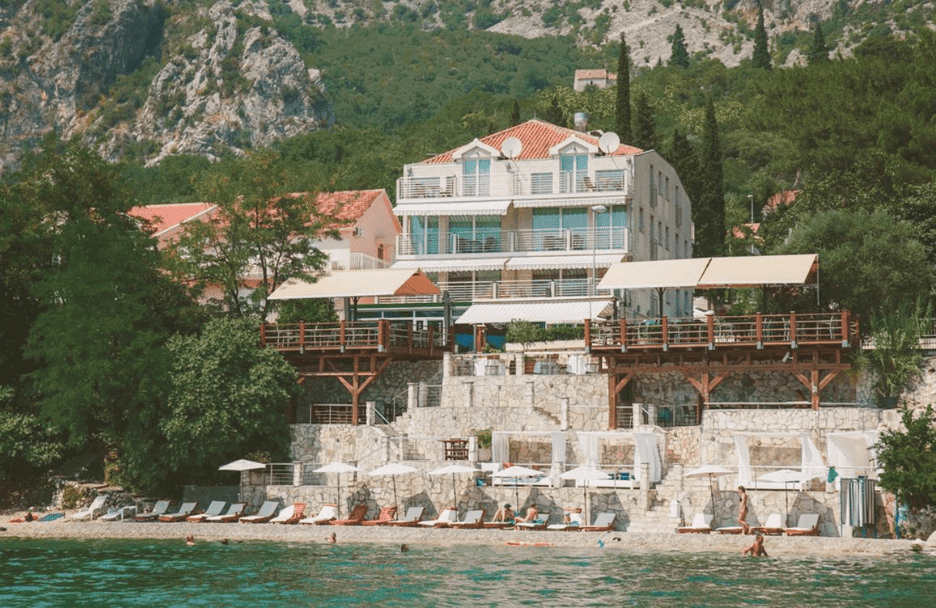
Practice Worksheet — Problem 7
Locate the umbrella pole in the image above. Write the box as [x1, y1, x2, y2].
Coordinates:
[452, 473, 456, 511]
[392, 475, 399, 519]
[709, 475, 716, 525]
[337, 476, 341, 520]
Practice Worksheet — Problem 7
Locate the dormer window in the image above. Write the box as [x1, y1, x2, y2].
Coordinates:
[463, 156, 490, 197]
[560, 152, 588, 193]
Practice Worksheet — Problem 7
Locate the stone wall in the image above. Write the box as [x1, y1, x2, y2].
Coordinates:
[298, 360, 442, 410]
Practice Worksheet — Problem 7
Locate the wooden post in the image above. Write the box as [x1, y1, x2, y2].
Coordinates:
[789, 311, 798, 348]
[755, 312, 763, 348]
[706, 313, 715, 348]
[619, 318, 627, 351]
[661, 316, 669, 350]
[299, 321, 306, 352]
[608, 371, 617, 429]
[584, 318, 592, 351]
[259, 322, 266, 347]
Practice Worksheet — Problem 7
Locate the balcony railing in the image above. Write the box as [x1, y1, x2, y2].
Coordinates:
[373, 278, 604, 304]
[397, 169, 631, 200]
[398, 226, 630, 256]
[260, 320, 448, 354]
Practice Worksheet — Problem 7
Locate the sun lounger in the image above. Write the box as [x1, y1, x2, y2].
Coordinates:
[450, 509, 485, 529]
[100, 506, 137, 522]
[677, 513, 713, 534]
[159, 501, 199, 522]
[361, 506, 397, 526]
[270, 503, 305, 524]
[482, 520, 514, 529]
[387, 506, 424, 527]
[580, 512, 617, 532]
[70, 495, 108, 520]
[206, 503, 245, 523]
[134, 500, 171, 522]
[186, 500, 227, 522]
[330, 504, 369, 526]
[752, 513, 786, 536]
[239, 501, 280, 524]
[418, 508, 458, 528]
[715, 525, 745, 534]
[547, 510, 584, 531]
[784, 513, 820, 536]
[299, 504, 338, 525]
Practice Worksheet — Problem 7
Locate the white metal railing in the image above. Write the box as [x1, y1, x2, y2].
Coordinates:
[397, 169, 631, 200]
[347, 253, 389, 270]
[397, 226, 629, 256]
[373, 277, 606, 304]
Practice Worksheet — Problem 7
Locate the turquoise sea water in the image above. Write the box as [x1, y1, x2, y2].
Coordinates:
[1, 538, 934, 607]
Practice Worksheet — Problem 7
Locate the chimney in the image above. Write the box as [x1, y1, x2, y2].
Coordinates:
[573, 112, 588, 132]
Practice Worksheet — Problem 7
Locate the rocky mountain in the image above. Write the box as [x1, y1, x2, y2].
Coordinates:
[0, 0, 927, 172]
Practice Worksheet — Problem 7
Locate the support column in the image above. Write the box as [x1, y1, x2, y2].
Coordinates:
[515, 352, 525, 376]
[632, 402, 642, 428]
[366, 400, 376, 426]
[407, 383, 417, 411]
[442, 351, 452, 381]
[418, 381, 428, 408]
[560, 397, 570, 431]
[639, 462, 650, 511]
[293, 462, 301, 487]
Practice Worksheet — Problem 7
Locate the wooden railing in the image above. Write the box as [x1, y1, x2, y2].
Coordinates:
[260, 320, 448, 354]
[587, 311, 859, 351]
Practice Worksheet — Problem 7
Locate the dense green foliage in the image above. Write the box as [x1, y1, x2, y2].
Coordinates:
[669, 25, 690, 68]
[856, 301, 928, 404]
[615, 33, 632, 143]
[876, 406, 936, 512]
[752, 1, 771, 70]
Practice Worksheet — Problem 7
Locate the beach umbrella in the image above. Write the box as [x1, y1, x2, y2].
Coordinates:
[758, 468, 823, 526]
[559, 466, 610, 526]
[315, 462, 361, 519]
[685, 465, 733, 524]
[492, 465, 545, 512]
[428, 464, 478, 511]
[219, 459, 267, 501]
[368, 463, 418, 517]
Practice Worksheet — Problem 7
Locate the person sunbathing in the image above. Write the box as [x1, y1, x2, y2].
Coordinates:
[515, 505, 538, 524]
[492, 504, 514, 522]
[742, 534, 768, 557]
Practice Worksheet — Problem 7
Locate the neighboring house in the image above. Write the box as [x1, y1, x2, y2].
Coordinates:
[761, 189, 799, 217]
[573, 69, 618, 91]
[378, 119, 693, 334]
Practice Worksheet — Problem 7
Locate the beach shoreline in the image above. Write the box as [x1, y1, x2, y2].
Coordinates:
[1, 514, 921, 557]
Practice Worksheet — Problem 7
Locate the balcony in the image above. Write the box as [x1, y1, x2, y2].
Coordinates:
[397, 226, 630, 256]
[397, 169, 631, 201]
[373, 278, 604, 304]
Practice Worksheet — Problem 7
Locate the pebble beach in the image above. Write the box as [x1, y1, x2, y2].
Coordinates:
[2, 511, 925, 557]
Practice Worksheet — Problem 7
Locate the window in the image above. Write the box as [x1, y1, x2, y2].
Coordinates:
[531, 172, 553, 194]
[675, 233, 680, 257]
[675, 186, 682, 226]
[462, 157, 490, 196]
[533, 207, 586, 250]
[594, 169, 624, 191]
[658, 170, 664, 196]
[594, 204, 627, 248]
[639, 208, 645, 232]
[665, 176, 670, 199]
[410, 216, 439, 255]
[665, 226, 670, 251]
[560, 153, 588, 193]
[649, 164, 657, 207]
[450, 215, 501, 253]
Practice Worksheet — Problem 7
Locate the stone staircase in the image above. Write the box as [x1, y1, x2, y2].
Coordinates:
[624, 504, 681, 534]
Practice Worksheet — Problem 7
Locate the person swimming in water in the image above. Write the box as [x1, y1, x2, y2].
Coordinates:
[185, 535, 195, 546]
[327, 532, 337, 544]
[742, 534, 768, 557]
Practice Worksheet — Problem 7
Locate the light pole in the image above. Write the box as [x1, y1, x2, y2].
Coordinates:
[590, 205, 607, 321]
[748, 194, 754, 254]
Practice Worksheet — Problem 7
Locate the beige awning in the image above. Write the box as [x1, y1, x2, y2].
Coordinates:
[511, 197, 627, 208]
[394, 200, 511, 216]
[456, 298, 614, 324]
[697, 254, 817, 288]
[268, 269, 441, 300]
[391, 258, 508, 272]
[598, 258, 711, 290]
[506, 254, 624, 271]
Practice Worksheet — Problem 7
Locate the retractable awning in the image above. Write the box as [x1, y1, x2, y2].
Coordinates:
[391, 258, 508, 272]
[505, 254, 624, 271]
[456, 298, 614, 324]
[267, 269, 441, 300]
[511, 197, 627, 208]
[696, 254, 817, 288]
[393, 200, 512, 216]
[598, 258, 711, 290]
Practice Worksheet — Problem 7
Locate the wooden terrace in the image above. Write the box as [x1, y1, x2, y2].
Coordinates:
[261, 321, 449, 425]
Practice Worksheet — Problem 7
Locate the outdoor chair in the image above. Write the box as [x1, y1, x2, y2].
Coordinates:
[580, 512, 617, 532]
[299, 504, 338, 525]
[784, 513, 820, 536]
[387, 506, 424, 527]
[677, 513, 713, 534]
[330, 504, 369, 526]
[69, 495, 108, 521]
[206, 503, 245, 523]
[239, 501, 279, 524]
[134, 500, 171, 522]
[158, 502, 199, 522]
[186, 500, 227, 522]
[361, 506, 397, 526]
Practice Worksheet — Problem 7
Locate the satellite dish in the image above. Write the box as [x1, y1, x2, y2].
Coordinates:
[598, 132, 621, 154]
[501, 137, 522, 159]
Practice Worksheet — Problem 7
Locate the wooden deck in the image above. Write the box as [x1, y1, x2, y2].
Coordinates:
[260, 320, 449, 358]
[586, 311, 859, 353]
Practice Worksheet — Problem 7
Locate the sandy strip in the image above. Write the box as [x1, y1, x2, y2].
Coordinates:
[0, 516, 922, 557]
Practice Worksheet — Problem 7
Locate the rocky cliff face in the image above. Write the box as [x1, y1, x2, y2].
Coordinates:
[0, 0, 334, 172]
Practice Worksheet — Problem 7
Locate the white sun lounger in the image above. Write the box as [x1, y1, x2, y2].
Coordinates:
[418, 508, 458, 528]
[70, 495, 108, 520]
[299, 504, 338, 525]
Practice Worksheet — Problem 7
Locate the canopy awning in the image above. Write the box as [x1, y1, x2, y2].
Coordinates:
[393, 200, 512, 216]
[511, 197, 627, 208]
[391, 258, 508, 272]
[696, 254, 817, 288]
[456, 298, 613, 324]
[598, 258, 711, 290]
[505, 254, 624, 271]
[268, 269, 441, 300]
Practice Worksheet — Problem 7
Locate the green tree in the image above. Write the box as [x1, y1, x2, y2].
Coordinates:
[857, 300, 928, 405]
[807, 21, 829, 64]
[752, 1, 771, 70]
[158, 317, 297, 486]
[667, 128, 702, 206]
[695, 101, 725, 256]
[510, 99, 521, 125]
[633, 91, 657, 150]
[615, 33, 633, 143]
[166, 150, 333, 318]
[545, 95, 565, 126]
[875, 406, 936, 513]
[669, 24, 690, 68]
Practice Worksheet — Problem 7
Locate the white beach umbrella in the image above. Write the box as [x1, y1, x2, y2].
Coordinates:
[219, 459, 267, 501]
[493, 465, 545, 511]
[369, 463, 419, 517]
[559, 466, 611, 525]
[758, 468, 823, 525]
[315, 462, 361, 519]
[685, 465, 733, 523]
[428, 464, 478, 511]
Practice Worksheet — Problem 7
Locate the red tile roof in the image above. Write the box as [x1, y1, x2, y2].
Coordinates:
[313, 189, 385, 221]
[574, 69, 617, 81]
[762, 190, 800, 215]
[128, 203, 216, 236]
[423, 119, 642, 164]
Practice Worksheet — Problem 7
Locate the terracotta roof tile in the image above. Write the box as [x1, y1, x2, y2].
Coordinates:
[128, 203, 216, 236]
[313, 189, 384, 221]
[423, 119, 641, 164]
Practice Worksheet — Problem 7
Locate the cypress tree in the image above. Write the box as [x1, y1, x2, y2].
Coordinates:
[511, 99, 521, 125]
[633, 92, 657, 151]
[615, 33, 633, 143]
[545, 96, 565, 127]
[807, 21, 829, 64]
[752, 1, 771, 70]
[696, 102, 725, 257]
[668, 128, 702, 207]
[669, 24, 690, 68]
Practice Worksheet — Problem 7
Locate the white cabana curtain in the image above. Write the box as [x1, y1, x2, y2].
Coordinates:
[548, 431, 568, 479]
[580, 433, 601, 467]
[492, 432, 510, 464]
[734, 435, 752, 487]
[827, 432, 878, 480]
[801, 433, 827, 483]
[633, 433, 662, 482]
